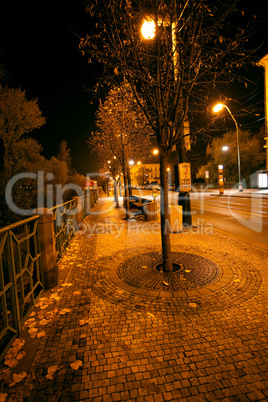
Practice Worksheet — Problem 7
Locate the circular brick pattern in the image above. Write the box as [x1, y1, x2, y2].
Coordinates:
[92, 246, 262, 313]
[117, 252, 222, 291]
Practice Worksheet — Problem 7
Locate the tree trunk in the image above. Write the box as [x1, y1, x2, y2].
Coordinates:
[127, 164, 132, 196]
[159, 150, 173, 272]
[113, 178, 119, 208]
[122, 150, 130, 219]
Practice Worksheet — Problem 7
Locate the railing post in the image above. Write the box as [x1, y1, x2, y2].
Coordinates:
[36, 208, 58, 289]
[72, 196, 82, 224]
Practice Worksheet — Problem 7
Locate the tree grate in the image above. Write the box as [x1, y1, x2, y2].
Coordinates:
[117, 252, 222, 291]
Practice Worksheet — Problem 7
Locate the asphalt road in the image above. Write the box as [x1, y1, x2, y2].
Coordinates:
[132, 189, 268, 250]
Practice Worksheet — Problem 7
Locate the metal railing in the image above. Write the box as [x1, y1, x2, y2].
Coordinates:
[0, 190, 98, 362]
[50, 199, 78, 260]
[0, 216, 44, 361]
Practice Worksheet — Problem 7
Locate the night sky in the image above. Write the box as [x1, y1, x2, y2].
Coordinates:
[0, 0, 98, 175]
[0, 0, 268, 175]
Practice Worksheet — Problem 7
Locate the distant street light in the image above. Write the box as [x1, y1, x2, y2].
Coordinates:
[153, 149, 159, 155]
[222, 145, 229, 151]
[213, 103, 243, 192]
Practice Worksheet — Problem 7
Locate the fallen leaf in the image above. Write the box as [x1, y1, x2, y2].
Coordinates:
[4, 339, 25, 367]
[61, 283, 73, 287]
[189, 302, 197, 308]
[28, 328, 38, 335]
[163, 281, 169, 286]
[185, 269, 191, 273]
[59, 309, 71, 315]
[145, 380, 160, 393]
[40, 304, 49, 310]
[25, 318, 35, 326]
[10, 371, 27, 385]
[141, 266, 147, 268]
[37, 331, 46, 338]
[50, 293, 59, 299]
[73, 291, 81, 295]
[39, 319, 50, 326]
[234, 279, 241, 283]
[45, 365, 60, 379]
[99, 335, 110, 342]
[0, 393, 8, 402]
[16, 351, 26, 361]
[29, 312, 36, 317]
[30, 333, 37, 339]
[28, 321, 37, 328]
[0, 368, 12, 384]
[122, 344, 132, 355]
[70, 360, 83, 370]
[4, 359, 18, 368]
[79, 319, 88, 326]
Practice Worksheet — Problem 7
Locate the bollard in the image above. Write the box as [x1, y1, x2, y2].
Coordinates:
[36, 208, 58, 289]
[178, 191, 192, 226]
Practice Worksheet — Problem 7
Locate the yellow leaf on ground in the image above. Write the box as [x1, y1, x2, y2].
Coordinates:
[25, 318, 35, 325]
[59, 309, 71, 315]
[16, 351, 25, 361]
[4, 359, 18, 368]
[39, 319, 50, 326]
[28, 328, 38, 335]
[45, 365, 60, 380]
[50, 293, 59, 299]
[12, 371, 27, 383]
[37, 331, 46, 338]
[70, 360, 83, 370]
[40, 305, 49, 310]
[189, 302, 197, 308]
[0, 392, 8, 401]
[29, 311, 36, 317]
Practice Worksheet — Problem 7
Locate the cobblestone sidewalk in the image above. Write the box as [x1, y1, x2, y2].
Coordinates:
[1, 195, 268, 401]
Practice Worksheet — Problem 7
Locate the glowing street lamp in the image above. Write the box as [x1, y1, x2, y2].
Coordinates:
[213, 103, 243, 192]
[141, 19, 156, 40]
[153, 149, 159, 155]
[222, 145, 229, 151]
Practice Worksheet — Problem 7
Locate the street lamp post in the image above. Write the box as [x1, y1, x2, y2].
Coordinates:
[213, 103, 243, 192]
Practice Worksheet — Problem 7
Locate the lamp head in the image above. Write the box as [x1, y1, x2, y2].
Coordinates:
[213, 103, 224, 113]
[141, 19, 156, 39]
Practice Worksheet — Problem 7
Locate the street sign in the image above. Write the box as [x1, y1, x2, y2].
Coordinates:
[179, 163, 191, 191]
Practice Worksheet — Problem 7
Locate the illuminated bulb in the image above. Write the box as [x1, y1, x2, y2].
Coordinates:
[141, 19, 156, 39]
[213, 103, 224, 113]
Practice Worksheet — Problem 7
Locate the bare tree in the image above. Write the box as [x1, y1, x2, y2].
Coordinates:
[81, 0, 256, 271]
[88, 83, 152, 216]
